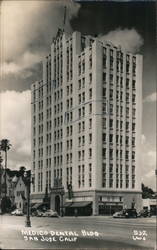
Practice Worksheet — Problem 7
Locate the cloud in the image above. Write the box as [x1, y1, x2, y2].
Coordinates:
[1, 0, 80, 75]
[0, 90, 31, 169]
[100, 28, 143, 53]
[144, 92, 157, 103]
[2, 51, 43, 75]
[141, 134, 156, 190]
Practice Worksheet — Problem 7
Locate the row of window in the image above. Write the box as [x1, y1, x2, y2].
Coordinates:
[54, 116, 63, 128]
[102, 133, 135, 146]
[78, 53, 92, 75]
[78, 134, 92, 147]
[102, 103, 136, 117]
[103, 72, 136, 89]
[102, 148, 135, 160]
[54, 89, 63, 102]
[54, 142, 63, 153]
[78, 148, 92, 161]
[102, 118, 136, 132]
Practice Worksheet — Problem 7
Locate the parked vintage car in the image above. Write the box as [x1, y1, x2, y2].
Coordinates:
[138, 209, 151, 218]
[31, 209, 43, 217]
[42, 209, 59, 218]
[11, 209, 23, 216]
[113, 209, 137, 218]
[113, 210, 126, 218]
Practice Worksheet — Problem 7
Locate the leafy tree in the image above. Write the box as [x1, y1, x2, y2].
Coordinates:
[18, 166, 26, 177]
[142, 183, 154, 199]
[1, 196, 11, 213]
[0, 139, 12, 197]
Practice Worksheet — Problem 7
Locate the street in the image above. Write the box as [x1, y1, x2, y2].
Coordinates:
[0, 215, 156, 249]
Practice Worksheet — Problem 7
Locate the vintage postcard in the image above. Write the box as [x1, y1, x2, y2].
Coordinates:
[0, 0, 156, 249]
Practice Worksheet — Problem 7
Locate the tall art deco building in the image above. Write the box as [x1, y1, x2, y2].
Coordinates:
[31, 30, 143, 215]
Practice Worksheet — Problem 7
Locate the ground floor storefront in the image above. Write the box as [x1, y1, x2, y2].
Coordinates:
[49, 189, 142, 216]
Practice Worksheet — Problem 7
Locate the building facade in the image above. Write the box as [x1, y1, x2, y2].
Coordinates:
[13, 176, 27, 212]
[31, 30, 143, 215]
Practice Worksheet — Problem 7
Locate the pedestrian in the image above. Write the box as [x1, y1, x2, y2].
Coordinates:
[74, 208, 78, 217]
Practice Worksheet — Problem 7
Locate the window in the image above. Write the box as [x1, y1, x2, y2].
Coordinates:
[89, 88, 92, 99]
[78, 151, 81, 161]
[78, 80, 81, 90]
[82, 165, 85, 186]
[78, 122, 81, 133]
[132, 123, 135, 132]
[89, 73, 92, 84]
[78, 108, 81, 118]
[116, 120, 119, 129]
[103, 72, 106, 82]
[110, 74, 113, 83]
[126, 107, 129, 117]
[116, 105, 119, 114]
[132, 94, 136, 103]
[89, 133, 92, 144]
[110, 104, 113, 114]
[82, 92, 85, 102]
[89, 163, 92, 187]
[132, 80, 136, 90]
[70, 125, 73, 135]
[82, 106, 85, 117]
[89, 54, 92, 68]
[116, 135, 119, 144]
[109, 134, 113, 143]
[102, 133, 106, 143]
[102, 102, 106, 113]
[70, 98, 73, 108]
[132, 108, 136, 117]
[82, 121, 85, 131]
[132, 151, 135, 160]
[102, 163, 106, 187]
[109, 119, 113, 129]
[102, 118, 106, 129]
[126, 151, 129, 160]
[89, 119, 92, 129]
[120, 106, 123, 116]
[89, 103, 92, 114]
[82, 78, 85, 88]
[78, 165, 81, 188]
[126, 136, 129, 146]
[78, 62, 81, 75]
[82, 59, 85, 73]
[82, 135, 85, 146]
[109, 149, 113, 159]
[89, 148, 92, 159]
[102, 148, 106, 159]
[102, 88, 106, 98]
[110, 89, 113, 99]
[103, 55, 106, 68]
[67, 126, 69, 137]
[78, 94, 81, 104]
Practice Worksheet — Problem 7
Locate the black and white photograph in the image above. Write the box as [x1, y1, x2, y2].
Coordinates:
[0, 0, 156, 249]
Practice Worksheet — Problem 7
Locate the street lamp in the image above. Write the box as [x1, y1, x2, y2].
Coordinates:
[23, 170, 34, 227]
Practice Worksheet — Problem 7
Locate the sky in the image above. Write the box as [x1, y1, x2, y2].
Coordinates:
[0, 0, 156, 190]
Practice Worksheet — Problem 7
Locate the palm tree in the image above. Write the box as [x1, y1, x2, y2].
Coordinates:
[0, 139, 12, 197]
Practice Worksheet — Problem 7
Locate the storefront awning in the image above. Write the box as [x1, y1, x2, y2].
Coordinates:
[64, 201, 92, 208]
[63, 202, 72, 207]
[32, 203, 43, 209]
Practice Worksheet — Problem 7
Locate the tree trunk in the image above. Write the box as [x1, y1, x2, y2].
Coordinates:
[4, 150, 7, 197]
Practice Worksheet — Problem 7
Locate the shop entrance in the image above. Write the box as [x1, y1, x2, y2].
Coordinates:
[55, 195, 60, 215]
